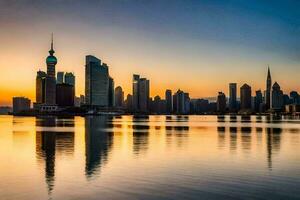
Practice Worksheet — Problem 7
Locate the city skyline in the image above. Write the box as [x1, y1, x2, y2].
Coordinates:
[1, 0, 300, 106]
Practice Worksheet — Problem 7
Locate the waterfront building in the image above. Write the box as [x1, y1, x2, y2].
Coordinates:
[132, 74, 150, 112]
[265, 67, 272, 110]
[56, 84, 74, 107]
[217, 92, 226, 113]
[108, 76, 114, 107]
[114, 86, 124, 108]
[36, 70, 47, 104]
[271, 82, 284, 111]
[229, 83, 237, 111]
[13, 97, 31, 114]
[240, 84, 252, 110]
[165, 89, 172, 113]
[45, 35, 57, 105]
[125, 94, 133, 111]
[254, 90, 263, 112]
[57, 72, 64, 84]
[85, 55, 109, 107]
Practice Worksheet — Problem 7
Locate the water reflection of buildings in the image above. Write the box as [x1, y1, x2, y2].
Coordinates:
[165, 116, 189, 149]
[35, 117, 75, 195]
[132, 115, 149, 155]
[85, 116, 113, 179]
[217, 115, 282, 169]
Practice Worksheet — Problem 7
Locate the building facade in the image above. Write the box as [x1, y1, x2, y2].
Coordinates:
[114, 86, 124, 108]
[13, 97, 31, 114]
[217, 92, 226, 113]
[165, 89, 172, 113]
[85, 55, 109, 107]
[272, 82, 284, 111]
[229, 83, 237, 111]
[240, 84, 252, 110]
[265, 67, 272, 110]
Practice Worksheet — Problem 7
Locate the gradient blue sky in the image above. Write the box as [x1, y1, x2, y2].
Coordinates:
[0, 0, 299, 105]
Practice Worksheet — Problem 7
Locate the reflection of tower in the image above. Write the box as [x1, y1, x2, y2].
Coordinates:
[35, 117, 75, 196]
[266, 126, 282, 170]
[45, 34, 57, 105]
[85, 116, 113, 178]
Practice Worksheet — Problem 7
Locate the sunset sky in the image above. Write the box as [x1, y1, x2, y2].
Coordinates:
[0, 0, 299, 106]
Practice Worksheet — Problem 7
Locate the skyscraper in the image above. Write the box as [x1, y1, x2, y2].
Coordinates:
[254, 90, 263, 112]
[108, 76, 114, 107]
[240, 84, 252, 110]
[265, 67, 272, 110]
[85, 55, 109, 107]
[36, 70, 47, 104]
[217, 92, 226, 113]
[45, 35, 57, 105]
[56, 72, 64, 84]
[138, 78, 150, 112]
[165, 89, 172, 113]
[229, 83, 237, 111]
[114, 86, 124, 108]
[132, 74, 140, 111]
[64, 72, 75, 86]
[132, 74, 150, 112]
[272, 82, 283, 110]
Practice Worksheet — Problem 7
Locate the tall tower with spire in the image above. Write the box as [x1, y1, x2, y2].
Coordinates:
[265, 66, 272, 110]
[45, 34, 57, 105]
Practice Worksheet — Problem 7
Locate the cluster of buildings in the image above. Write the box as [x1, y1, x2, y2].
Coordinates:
[11, 37, 300, 115]
[216, 67, 300, 114]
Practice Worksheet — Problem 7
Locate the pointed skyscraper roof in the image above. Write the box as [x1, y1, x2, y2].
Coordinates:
[267, 65, 271, 78]
[49, 33, 55, 56]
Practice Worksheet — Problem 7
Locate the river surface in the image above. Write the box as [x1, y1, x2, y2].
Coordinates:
[0, 115, 299, 200]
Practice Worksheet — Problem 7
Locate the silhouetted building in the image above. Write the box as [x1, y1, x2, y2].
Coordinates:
[271, 82, 283, 111]
[265, 67, 272, 110]
[13, 97, 31, 114]
[190, 99, 210, 113]
[125, 94, 133, 111]
[217, 92, 226, 113]
[290, 91, 299, 104]
[240, 84, 252, 110]
[36, 70, 47, 104]
[132, 74, 150, 112]
[64, 72, 75, 86]
[108, 76, 114, 107]
[45, 35, 57, 105]
[114, 86, 124, 108]
[56, 84, 74, 107]
[229, 83, 237, 111]
[85, 55, 109, 107]
[165, 89, 172, 113]
[56, 72, 64, 84]
[254, 90, 263, 112]
[173, 89, 189, 114]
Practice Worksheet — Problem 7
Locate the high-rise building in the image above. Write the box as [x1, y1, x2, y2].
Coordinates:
[13, 97, 31, 114]
[125, 94, 133, 111]
[272, 82, 284, 110]
[240, 84, 252, 110]
[254, 90, 263, 112]
[85, 55, 109, 107]
[56, 83, 74, 106]
[132, 74, 140, 111]
[217, 92, 226, 113]
[132, 74, 150, 112]
[57, 72, 64, 84]
[265, 67, 272, 110]
[114, 86, 124, 108]
[229, 83, 237, 111]
[139, 78, 150, 112]
[45, 35, 57, 105]
[36, 70, 47, 104]
[165, 89, 172, 113]
[108, 76, 114, 107]
[174, 89, 185, 114]
[64, 72, 75, 86]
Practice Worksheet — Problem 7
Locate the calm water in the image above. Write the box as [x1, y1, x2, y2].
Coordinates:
[0, 115, 300, 200]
